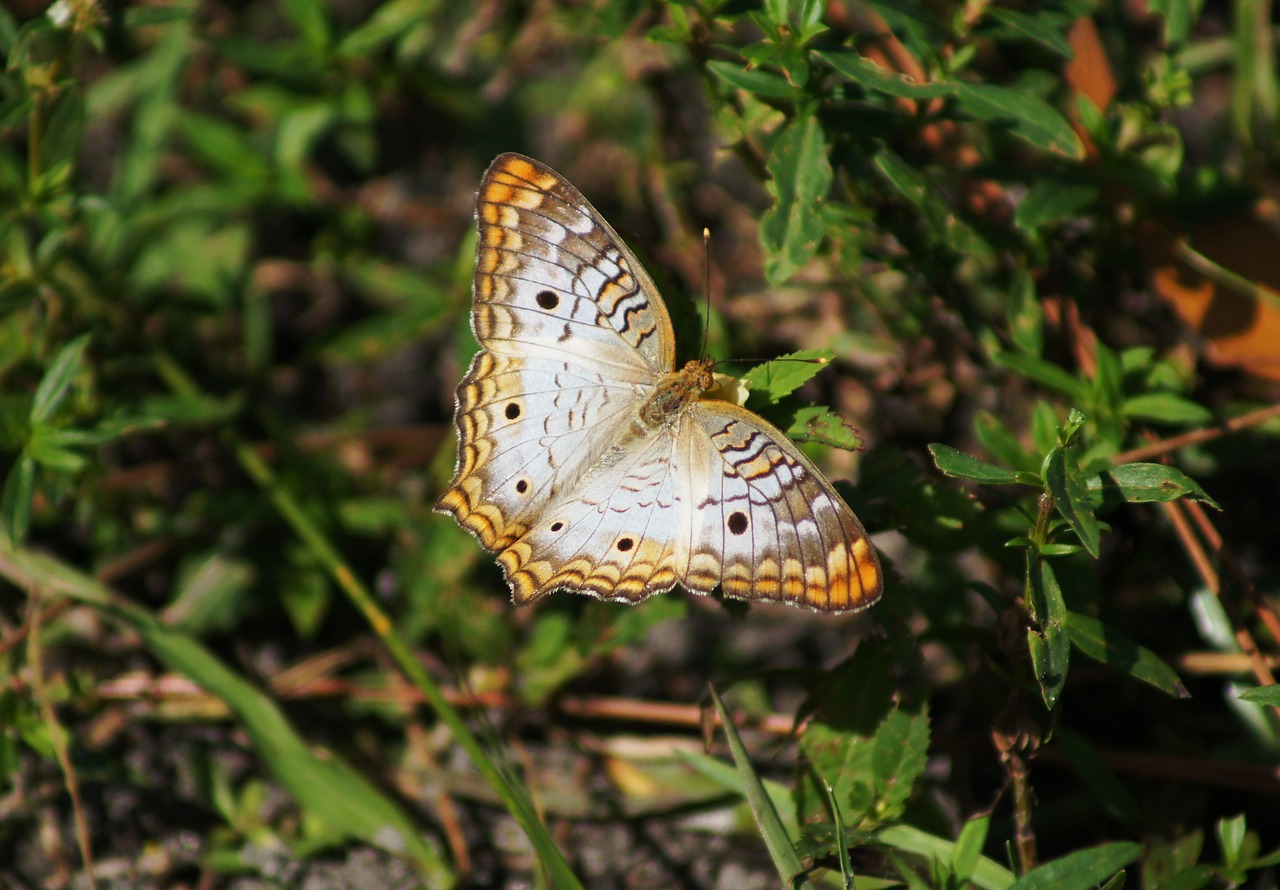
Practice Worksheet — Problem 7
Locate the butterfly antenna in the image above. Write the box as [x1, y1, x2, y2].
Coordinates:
[701, 227, 712, 360]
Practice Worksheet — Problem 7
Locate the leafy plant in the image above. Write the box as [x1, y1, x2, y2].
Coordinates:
[2, 0, 1279, 887]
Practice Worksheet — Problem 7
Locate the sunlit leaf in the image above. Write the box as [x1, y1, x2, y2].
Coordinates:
[1066, 612, 1189, 698]
[930, 444, 1021, 484]
[760, 114, 832, 283]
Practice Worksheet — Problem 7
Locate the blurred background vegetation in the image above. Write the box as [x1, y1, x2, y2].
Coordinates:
[3, 0, 1280, 887]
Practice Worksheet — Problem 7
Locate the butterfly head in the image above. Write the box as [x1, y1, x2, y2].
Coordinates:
[681, 358, 716, 392]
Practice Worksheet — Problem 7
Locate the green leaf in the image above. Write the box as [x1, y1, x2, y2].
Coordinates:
[138, 617, 448, 878]
[1056, 730, 1144, 830]
[1239, 685, 1280, 706]
[280, 548, 331, 639]
[1007, 267, 1045, 356]
[1010, 842, 1142, 890]
[1043, 445, 1100, 557]
[337, 0, 427, 58]
[1218, 814, 1246, 868]
[516, 611, 587, 705]
[874, 824, 1015, 890]
[872, 147, 983, 251]
[873, 145, 930, 205]
[799, 640, 929, 825]
[951, 81, 1085, 158]
[26, 434, 87, 472]
[1038, 543, 1083, 557]
[1089, 463, 1221, 510]
[122, 6, 192, 26]
[995, 352, 1089, 402]
[282, 0, 332, 49]
[1066, 611, 1190, 698]
[1027, 556, 1069, 708]
[1148, 0, 1195, 46]
[760, 114, 833, 283]
[1030, 401, 1062, 454]
[742, 349, 835, 402]
[865, 0, 949, 56]
[929, 444, 1021, 484]
[815, 50, 955, 98]
[162, 552, 256, 636]
[175, 110, 272, 182]
[0, 452, 35, 545]
[786, 406, 865, 451]
[706, 60, 795, 99]
[276, 102, 338, 181]
[678, 748, 801, 841]
[112, 23, 191, 204]
[1094, 342, 1125, 416]
[1120, 392, 1213, 424]
[31, 334, 91, 424]
[799, 669, 891, 823]
[982, 7, 1075, 58]
[821, 778, 855, 884]
[1015, 178, 1098, 231]
[973, 411, 1036, 472]
[39, 89, 86, 174]
[870, 707, 930, 818]
[952, 815, 992, 882]
[795, 0, 824, 36]
[130, 392, 246, 427]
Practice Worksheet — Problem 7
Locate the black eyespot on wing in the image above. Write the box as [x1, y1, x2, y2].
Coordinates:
[550, 521, 564, 532]
[727, 512, 749, 535]
[515, 479, 529, 494]
[616, 537, 634, 552]
[536, 290, 559, 310]
[505, 403, 521, 420]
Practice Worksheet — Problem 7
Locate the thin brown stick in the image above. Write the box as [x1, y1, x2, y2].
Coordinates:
[558, 694, 799, 736]
[992, 694, 1041, 874]
[1180, 651, 1280, 674]
[0, 598, 70, 657]
[1009, 752, 1037, 872]
[1162, 498, 1221, 594]
[1036, 743, 1280, 795]
[1113, 402, 1280, 464]
[27, 593, 96, 885]
[85, 667, 1280, 798]
[1164, 500, 1279, 719]
[1183, 498, 1280, 646]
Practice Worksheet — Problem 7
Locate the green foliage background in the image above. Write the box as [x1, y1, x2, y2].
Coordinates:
[3, 0, 1280, 887]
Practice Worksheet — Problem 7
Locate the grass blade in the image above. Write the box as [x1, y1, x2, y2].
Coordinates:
[707, 683, 815, 890]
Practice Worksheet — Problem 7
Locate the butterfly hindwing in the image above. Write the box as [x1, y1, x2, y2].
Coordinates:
[676, 403, 881, 612]
[436, 351, 644, 551]
[497, 431, 684, 604]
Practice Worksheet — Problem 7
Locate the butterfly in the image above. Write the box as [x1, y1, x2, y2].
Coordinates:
[435, 153, 882, 612]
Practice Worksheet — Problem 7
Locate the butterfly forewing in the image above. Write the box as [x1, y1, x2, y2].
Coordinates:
[473, 153, 675, 374]
[441, 351, 643, 551]
[437, 153, 883, 613]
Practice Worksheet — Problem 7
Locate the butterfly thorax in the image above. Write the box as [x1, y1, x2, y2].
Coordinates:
[638, 359, 716, 429]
